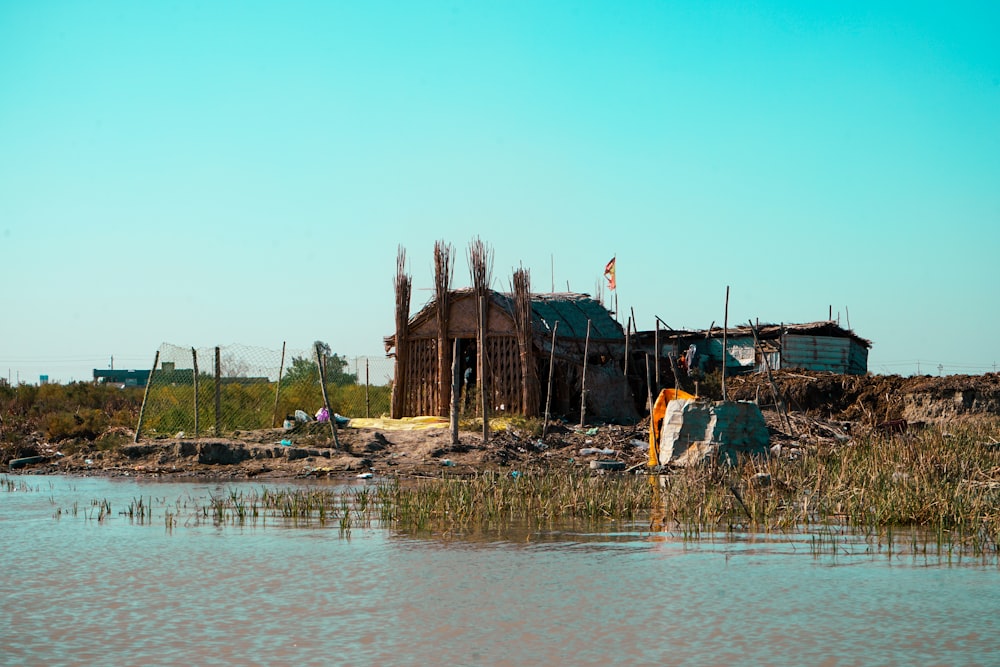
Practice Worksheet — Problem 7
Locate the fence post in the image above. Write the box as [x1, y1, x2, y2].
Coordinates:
[214, 346, 221, 436]
[192, 348, 199, 438]
[134, 350, 160, 443]
[271, 341, 286, 428]
[365, 358, 370, 418]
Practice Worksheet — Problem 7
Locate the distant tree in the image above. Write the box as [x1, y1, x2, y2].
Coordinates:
[280, 341, 357, 387]
[321, 352, 358, 386]
[281, 356, 320, 386]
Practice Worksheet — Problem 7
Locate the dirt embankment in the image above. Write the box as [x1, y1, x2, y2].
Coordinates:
[727, 370, 1000, 426]
[9, 421, 649, 480]
[7, 371, 1000, 480]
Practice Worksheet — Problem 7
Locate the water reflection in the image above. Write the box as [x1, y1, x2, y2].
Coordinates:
[3, 475, 1000, 666]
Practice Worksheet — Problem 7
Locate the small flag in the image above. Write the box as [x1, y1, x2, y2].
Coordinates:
[603, 256, 616, 291]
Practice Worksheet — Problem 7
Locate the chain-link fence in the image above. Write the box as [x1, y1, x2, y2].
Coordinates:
[136, 343, 394, 438]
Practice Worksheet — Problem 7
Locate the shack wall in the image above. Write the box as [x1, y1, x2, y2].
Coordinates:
[781, 335, 867, 375]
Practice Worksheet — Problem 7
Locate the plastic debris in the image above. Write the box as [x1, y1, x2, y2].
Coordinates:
[510, 471, 521, 479]
[280, 439, 292, 447]
[441, 459, 455, 467]
[294, 409, 310, 422]
[315, 407, 330, 422]
[590, 460, 625, 471]
[356, 472, 374, 479]
[579, 447, 615, 456]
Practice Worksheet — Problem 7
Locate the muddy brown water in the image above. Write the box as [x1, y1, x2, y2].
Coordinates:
[3, 475, 1000, 666]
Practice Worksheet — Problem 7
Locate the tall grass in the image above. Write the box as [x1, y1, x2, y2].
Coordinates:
[5, 417, 1000, 559]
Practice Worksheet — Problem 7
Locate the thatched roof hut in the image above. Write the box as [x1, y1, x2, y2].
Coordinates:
[385, 289, 637, 422]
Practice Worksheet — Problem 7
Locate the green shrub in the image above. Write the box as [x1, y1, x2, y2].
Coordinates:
[44, 409, 107, 442]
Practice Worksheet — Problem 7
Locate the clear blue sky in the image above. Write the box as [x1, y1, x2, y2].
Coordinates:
[2, 1, 998, 383]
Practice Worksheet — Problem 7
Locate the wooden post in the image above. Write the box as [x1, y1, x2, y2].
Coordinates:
[654, 319, 661, 395]
[749, 320, 794, 435]
[450, 338, 461, 445]
[365, 358, 371, 418]
[541, 321, 559, 439]
[271, 341, 286, 428]
[579, 319, 591, 427]
[722, 287, 729, 401]
[479, 296, 489, 444]
[192, 348, 199, 437]
[623, 315, 632, 406]
[133, 350, 160, 443]
[316, 343, 340, 450]
[214, 346, 221, 436]
[645, 353, 654, 416]
[623, 315, 631, 378]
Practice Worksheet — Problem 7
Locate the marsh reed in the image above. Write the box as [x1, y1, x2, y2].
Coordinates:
[5, 417, 1000, 559]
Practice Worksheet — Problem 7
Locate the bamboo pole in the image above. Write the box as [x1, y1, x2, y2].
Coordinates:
[541, 321, 559, 439]
[214, 347, 222, 436]
[722, 287, 729, 401]
[579, 319, 591, 427]
[271, 341, 286, 428]
[450, 338, 461, 445]
[316, 343, 340, 450]
[192, 348, 199, 437]
[133, 350, 160, 443]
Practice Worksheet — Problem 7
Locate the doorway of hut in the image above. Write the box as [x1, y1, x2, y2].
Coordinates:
[455, 338, 477, 412]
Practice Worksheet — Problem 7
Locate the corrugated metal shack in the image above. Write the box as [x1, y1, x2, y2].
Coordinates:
[633, 321, 871, 383]
[385, 288, 637, 422]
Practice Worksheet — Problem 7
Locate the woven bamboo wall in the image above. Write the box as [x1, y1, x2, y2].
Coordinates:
[403, 338, 439, 416]
[485, 335, 522, 414]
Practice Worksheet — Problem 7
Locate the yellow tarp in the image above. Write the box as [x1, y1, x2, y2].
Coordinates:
[648, 388, 697, 466]
[348, 415, 450, 431]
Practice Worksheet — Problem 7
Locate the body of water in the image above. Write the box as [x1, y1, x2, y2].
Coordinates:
[2, 475, 998, 666]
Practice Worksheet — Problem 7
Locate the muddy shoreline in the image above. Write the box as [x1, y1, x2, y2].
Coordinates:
[9, 420, 651, 481]
[7, 370, 1000, 481]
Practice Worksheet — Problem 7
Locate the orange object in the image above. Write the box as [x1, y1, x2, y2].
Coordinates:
[648, 388, 697, 466]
